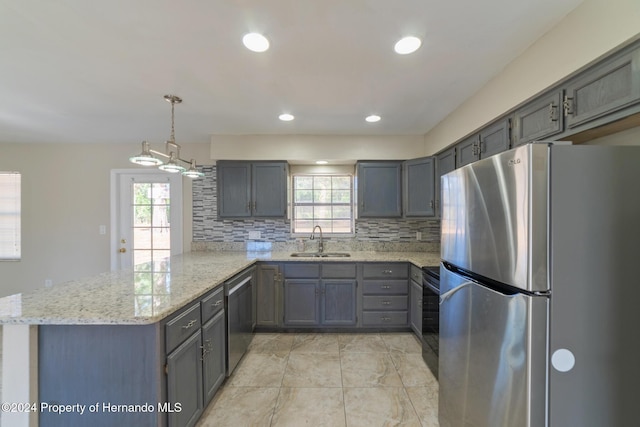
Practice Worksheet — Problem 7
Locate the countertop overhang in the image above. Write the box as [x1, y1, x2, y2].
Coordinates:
[0, 251, 441, 325]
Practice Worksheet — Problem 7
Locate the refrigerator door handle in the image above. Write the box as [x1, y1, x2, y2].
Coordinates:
[439, 282, 473, 304]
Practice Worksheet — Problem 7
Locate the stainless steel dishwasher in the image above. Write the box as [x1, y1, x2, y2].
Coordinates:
[224, 267, 255, 376]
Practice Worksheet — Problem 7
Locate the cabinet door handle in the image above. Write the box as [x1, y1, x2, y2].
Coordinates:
[212, 300, 223, 307]
[429, 200, 434, 209]
[182, 319, 197, 330]
[549, 103, 558, 122]
[563, 95, 574, 116]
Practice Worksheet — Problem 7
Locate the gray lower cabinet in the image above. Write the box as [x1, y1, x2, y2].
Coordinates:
[410, 276, 423, 338]
[361, 263, 409, 327]
[284, 279, 321, 326]
[202, 310, 226, 406]
[322, 279, 357, 325]
[403, 157, 436, 217]
[512, 90, 564, 146]
[282, 262, 357, 327]
[167, 330, 204, 427]
[165, 285, 227, 427]
[356, 161, 403, 218]
[256, 263, 281, 327]
[217, 161, 288, 218]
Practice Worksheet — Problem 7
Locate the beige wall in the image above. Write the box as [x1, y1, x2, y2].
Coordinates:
[0, 142, 210, 297]
[423, 0, 640, 154]
[211, 134, 427, 163]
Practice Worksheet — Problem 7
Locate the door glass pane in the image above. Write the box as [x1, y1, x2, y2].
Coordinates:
[132, 182, 171, 265]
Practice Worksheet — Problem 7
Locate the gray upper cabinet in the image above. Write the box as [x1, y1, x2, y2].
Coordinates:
[253, 162, 289, 217]
[512, 90, 564, 146]
[356, 161, 402, 218]
[563, 46, 640, 130]
[217, 161, 288, 218]
[455, 134, 479, 168]
[455, 119, 511, 168]
[480, 119, 511, 157]
[403, 157, 436, 217]
[436, 147, 455, 218]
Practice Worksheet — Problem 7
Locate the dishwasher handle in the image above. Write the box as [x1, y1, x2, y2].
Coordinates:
[226, 275, 252, 296]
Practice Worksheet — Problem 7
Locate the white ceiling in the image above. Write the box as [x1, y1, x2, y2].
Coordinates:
[0, 0, 582, 145]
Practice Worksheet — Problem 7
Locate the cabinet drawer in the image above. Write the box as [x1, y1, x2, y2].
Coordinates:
[201, 286, 225, 323]
[322, 263, 357, 278]
[166, 302, 202, 354]
[284, 263, 320, 278]
[362, 263, 408, 279]
[362, 311, 408, 326]
[410, 265, 422, 283]
[363, 295, 408, 310]
[362, 280, 408, 295]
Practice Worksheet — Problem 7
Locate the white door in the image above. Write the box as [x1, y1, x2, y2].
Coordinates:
[111, 171, 183, 271]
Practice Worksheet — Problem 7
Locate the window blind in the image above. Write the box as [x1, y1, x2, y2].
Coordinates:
[0, 172, 21, 260]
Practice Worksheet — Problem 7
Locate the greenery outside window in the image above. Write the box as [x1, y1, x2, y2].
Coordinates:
[292, 174, 354, 235]
[0, 172, 21, 260]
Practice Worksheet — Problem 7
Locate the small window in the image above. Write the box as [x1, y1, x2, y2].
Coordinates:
[0, 172, 21, 260]
[292, 174, 354, 235]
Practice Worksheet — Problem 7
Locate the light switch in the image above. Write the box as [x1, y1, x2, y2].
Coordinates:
[416, 231, 422, 241]
[99, 225, 107, 235]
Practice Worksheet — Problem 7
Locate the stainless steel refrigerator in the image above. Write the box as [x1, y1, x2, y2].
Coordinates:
[439, 142, 640, 427]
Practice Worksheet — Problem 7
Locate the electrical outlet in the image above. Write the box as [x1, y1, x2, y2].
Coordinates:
[45, 279, 53, 288]
[416, 231, 422, 241]
[248, 231, 261, 240]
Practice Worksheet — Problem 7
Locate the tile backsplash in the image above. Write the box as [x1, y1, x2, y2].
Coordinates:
[192, 166, 440, 250]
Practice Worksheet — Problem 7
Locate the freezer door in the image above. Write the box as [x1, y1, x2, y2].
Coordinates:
[440, 143, 550, 292]
[439, 264, 548, 427]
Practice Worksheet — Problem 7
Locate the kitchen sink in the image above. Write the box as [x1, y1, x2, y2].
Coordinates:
[290, 252, 351, 258]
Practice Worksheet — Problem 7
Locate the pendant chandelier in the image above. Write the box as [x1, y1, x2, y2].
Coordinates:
[129, 95, 205, 179]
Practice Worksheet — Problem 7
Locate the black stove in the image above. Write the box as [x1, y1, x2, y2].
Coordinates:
[421, 265, 440, 379]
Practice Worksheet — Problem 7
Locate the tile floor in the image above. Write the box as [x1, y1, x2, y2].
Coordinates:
[196, 332, 439, 427]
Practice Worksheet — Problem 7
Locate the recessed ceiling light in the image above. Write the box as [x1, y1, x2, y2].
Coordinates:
[279, 113, 294, 121]
[315, 160, 328, 165]
[394, 36, 421, 54]
[365, 115, 381, 123]
[243, 32, 270, 52]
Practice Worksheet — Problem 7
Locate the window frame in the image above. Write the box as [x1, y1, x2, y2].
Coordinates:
[0, 171, 21, 261]
[290, 173, 355, 237]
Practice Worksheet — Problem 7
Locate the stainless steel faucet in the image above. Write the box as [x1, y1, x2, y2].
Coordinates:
[310, 225, 324, 253]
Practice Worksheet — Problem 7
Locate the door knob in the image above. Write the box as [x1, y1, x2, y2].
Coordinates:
[119, 248, 127, 253]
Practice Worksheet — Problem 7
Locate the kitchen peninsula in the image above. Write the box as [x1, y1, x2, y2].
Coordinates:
[0, 249, 440, 427]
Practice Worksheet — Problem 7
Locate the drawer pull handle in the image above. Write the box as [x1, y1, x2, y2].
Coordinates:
[212, 300, 223, 307]
[382, 301, 391, 305]
[382, 270, 393, 275]
[381, 285, 391, 289]
[182, 319, 197, 330]
[381, 316, 391, 322]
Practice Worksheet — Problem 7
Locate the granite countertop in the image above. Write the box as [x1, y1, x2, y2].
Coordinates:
[0, 250, 441, 326]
